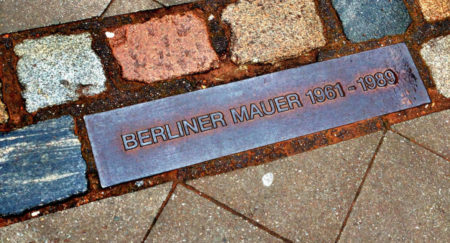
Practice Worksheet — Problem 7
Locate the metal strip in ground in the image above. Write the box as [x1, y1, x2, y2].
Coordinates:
[85, 43, 430, 187]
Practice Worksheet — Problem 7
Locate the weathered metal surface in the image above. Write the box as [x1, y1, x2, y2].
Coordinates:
[85, 43, 430, 187]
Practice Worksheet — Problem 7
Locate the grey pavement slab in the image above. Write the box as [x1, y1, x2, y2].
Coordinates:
[0, 0, 110, 34]
[147, 185, 281, 242]
[0, 116, 87, 216]
[420, 34, 450, 98]
[14, 33, 107, 113]
[0, 183, 172, 242]
[158, 0, 198, 7]
[332, 0, 411, 42]
[340, 131, 449, 241]
[103, 0, 162, 17]
[187, 132, 384, 242]
[392, 109, 449, 158]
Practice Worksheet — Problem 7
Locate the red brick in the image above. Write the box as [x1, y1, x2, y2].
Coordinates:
[108, 12, 219, 83]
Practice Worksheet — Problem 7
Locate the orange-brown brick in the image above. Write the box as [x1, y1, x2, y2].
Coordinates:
[107, 12, 219, 83]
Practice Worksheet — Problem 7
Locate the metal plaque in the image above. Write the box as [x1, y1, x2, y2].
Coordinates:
[85, 43, 430, 187]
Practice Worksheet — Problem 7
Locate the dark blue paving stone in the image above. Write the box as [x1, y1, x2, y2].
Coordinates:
[332, 0, 412, 42]
[0, 116, 87, 216]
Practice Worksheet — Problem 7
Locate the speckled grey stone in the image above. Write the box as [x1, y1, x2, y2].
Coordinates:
[147, 186, 281, 242]
[0, 116, 87, 216]
[392, 110, 449, 158]
[332, 0, 411, 42]
[0, 183, 171, 242]
[14, 33, 107, 113]
[157, 0, 198, 7]
[420, 35, 450, 98]
[0, 0, 110, 34]
[188, 132, 383, 242]
[340, 132, 449, 241]
[103, 0, 162, 17]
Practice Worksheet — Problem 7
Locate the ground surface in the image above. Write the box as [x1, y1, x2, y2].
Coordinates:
[0, 0, 448, 242]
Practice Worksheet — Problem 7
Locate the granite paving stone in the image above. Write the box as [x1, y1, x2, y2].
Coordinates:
[108, 12, 219, 83]
[418, 0, 450, 22]
[157, 0, 198, 7]
[103, 0, 162, 17]
[147, 186, 281, 242]
[188, 132, 384, 242]
[340, 132, 449, 241]
[0, 0, 110, 34]
[420, 34, 450, 98]
[222, 0, 326, 64]
[14, 33, 107, 113]
[0, 116, 87, 216]
[0, 183, 172, 242]
[0, 81, 8, 123]
[392, 110, 449, 158]
[332, 0, 411, 43]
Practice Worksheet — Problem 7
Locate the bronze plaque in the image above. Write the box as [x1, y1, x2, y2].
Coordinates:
[84, 43, 430, 187]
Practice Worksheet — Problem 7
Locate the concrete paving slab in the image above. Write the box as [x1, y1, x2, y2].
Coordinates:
[392, 110, 449, 158]
[0, 0, 110, 34]
[0, 183, 172, 242]
[147, 185, 281, 242]
[188, 132, 383, 242]
[103, 0, 162, 17]
[340, 132, 449, 241]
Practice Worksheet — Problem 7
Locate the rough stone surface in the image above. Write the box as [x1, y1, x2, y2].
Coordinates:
[108, 12, 219, 83]
[147, 186, 281, 242]
[0, 183, 172, 242]
[0, 0, 110, 34]
[0, 116, 87, 216]
[14, 33, 107, 113]
[158, 0, 198, 7]
[340, 132, 450, 241]
[0, 81, 8, 124]
[392, 110, 449, 158]
[103, 0, 162, 17]
[222, 0, 326, 64]
[332, 0, 411, 42]
[418, 0, 450, 22]
[420, 35, 450, 98]
[188, 132, 383, 242]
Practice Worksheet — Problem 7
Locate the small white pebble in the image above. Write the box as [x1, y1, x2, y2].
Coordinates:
[135, 180, 144, 187]
[208, 15, 215, 21]
[262, 172, 274, 187]
[31, 211, 40, 217]
[105, 32, 115, 38]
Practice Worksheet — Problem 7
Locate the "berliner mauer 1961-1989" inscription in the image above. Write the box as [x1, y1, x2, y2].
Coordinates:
[85, 44, 430, 187]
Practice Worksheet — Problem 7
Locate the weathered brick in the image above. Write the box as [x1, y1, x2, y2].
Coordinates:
[420, 34, 450, 98]
[222, 0, 326, 64]
[332, 0, 411, 42]
[417, 0, 450, 22]
[0, 116, 87, 216]
[108, 12, 219, 83]
[0, 81, 8, 124]
[14, 33, 107, 113]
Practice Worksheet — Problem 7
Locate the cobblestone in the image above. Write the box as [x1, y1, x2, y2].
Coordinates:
[103, 0, 162, 17]
[0, 116, 87, 216]
[332, 0, 411, 42]
[0, 183, 171, 242]
[420, 34, 450, 98]
[108, 12, 219, 83]
[222, 0, 326, 64]
[0, 81, 8, 124]
[14, 33, 107, 113]
[417, 0, 450, 22]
